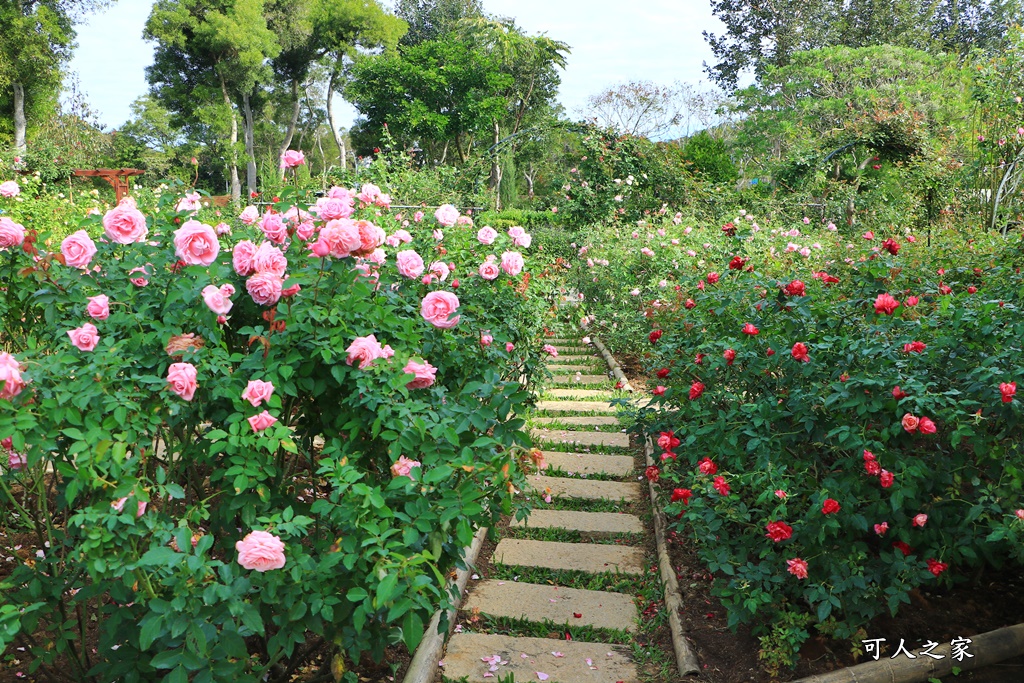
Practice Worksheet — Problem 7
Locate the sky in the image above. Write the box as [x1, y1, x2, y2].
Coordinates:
[67, 0, 724, 131]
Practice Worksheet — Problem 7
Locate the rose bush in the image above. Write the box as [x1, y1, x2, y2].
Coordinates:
[0, 184, 550, 681]
[569, 211, 1024, 666]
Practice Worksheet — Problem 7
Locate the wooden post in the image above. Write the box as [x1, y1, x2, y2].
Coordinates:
[72, 169, 145, 203]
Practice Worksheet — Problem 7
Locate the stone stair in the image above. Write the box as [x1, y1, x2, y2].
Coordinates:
[441, 337, 645, 683]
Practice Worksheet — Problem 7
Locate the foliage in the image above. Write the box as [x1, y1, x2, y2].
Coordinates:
[394, 0, 482, 46]
[0, 183, 551, 681]
[680, 131, 737, 185]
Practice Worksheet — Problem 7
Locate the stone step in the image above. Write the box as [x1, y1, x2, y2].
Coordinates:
[512, 509, 643, 535]
[545, 389, 618, 400]
[535, 401, 617, 414]
[442, 633, 636, 682]
[463, 580, 637, 632]
[552, 375, 614, 385]
[532, 416, 620, 427]
[529, 475, 641, 502]
[541, 451, 634, 477]
[531, 429, 630, 449]
[493, 539, 644, 575]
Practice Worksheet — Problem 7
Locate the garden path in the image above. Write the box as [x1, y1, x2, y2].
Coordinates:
[440, 338, 654, 682]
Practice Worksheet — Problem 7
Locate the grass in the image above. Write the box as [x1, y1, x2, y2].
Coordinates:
[488, 563, 639, 593]
[534, 440, 633, 455]
[504, 525, 641, 545]
[466, 613, 632, 645]
[543, 495, 636, 514]
[540, 465, 633, 482]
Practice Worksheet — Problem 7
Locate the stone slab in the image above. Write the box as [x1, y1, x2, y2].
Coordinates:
[442, 633, 636, 682]
[531, 429, 630, 448]
[529, 475, 641, 502]
[540, 451, 634, 477]
[492, 539, 644, 575]
[511, 509, 643, 535]
[534, 401, 617, 414]
[463, 580, 637, 632]
[545, 390, 618, 400]
[532, 416, 620, 427]
[551, 375, 613, 385]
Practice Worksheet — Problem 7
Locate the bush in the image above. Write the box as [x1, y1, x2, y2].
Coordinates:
[0, 184, 548, 681]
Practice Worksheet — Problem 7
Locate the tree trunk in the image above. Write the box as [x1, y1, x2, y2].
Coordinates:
[278, 78, 302, 178]
[13, 83, 27, 152]
[524, 165, 535, 199]
[220, 73, 241, 205]
[241, 90, 257, 196]
[326, 67, 346, 169]
[489, 121, 503, 211]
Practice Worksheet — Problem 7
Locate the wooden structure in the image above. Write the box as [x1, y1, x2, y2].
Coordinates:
[72, 168, 145, 203]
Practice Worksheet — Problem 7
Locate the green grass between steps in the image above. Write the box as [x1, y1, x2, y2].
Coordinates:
[464, 613, 632, 645]
[533, 440, 633, 455]
[538, 465, 633, 482]
[487, 563, 638, 594]
[504, 525, 641, 546]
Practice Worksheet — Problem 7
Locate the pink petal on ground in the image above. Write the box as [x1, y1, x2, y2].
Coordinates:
[537, 674, 549, 681]
[551, 652, 564, 657]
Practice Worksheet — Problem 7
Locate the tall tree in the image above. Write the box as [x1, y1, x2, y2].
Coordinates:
[394, 0, 481, 45]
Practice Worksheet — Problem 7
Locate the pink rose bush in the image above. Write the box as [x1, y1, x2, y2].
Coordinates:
[67, 323, 100, 351]
[420, 291, 460, 328]
[0, 217, 26, 249]
[434, 204, 460, 227]
[102, 198, 148, 244]
[403, 359, 437, 389]
[0, 180, 20, 198]
[236, 530, 286, 571]
[174, 220, 220, 266]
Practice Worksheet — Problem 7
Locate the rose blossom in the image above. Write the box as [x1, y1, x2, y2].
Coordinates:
[874, 293, 900, 315]
[0, 353, 26, 401]
[111, 497, 148, 518]
[689, 381, 705, 400]
[0, 217, 25, 249]
[391, 455, 422, 478]
[479, 259, 501, 280]
[434, 204, 460, 227]
[697, 457, 717, 475]
[874, 522, 889, 535]
[312, 196, 353, 221]
[86, 295, 110, 320]
[246, 272, 283, 306]
[822, 498, 841, 515]
[1001, 382, 1017, 403]
[8, 451, 26, 470]
[175, 192, 202, 213]
[251, 242, 287, 277]
[902, 413, 920, 433]
[239, 205, 260, 225]
[396, 250, 425, 279]
[280, 149, 305, 169]
[712, 475, 730, 496]
[403, 359, 437, 389]
[320, 219, 362, 258]
[912, 513, 928, 527]
[786, 558, 808, 579]
[918, 416, 936, 434]
[241, 380, 275, 406]
[67, 323, 100, 352]
[236, 530, 286, 571]
[765, 520, 793, 542]
[61, 230, 98, 269]
[354, 220, 386, 255]
[477, 226, 498, 245]
[233, 240, 258, 276]
[507, 226, 532, 248]
[202, 285, 233, 315]
[480, 334, 493, 347]
[421, 291, 460, 328]
[506, 342, 514, 352]
[356, 183, 381, 205]
[173, 220, 220, 266]
[879, 469, 894, 488]
[248, 410, 278, 432]
[0, 180, 20, 198]
[259, 212, 288, 244]
[429, 261, 450, 281]
[500, 251, 525, 276]
[791, 342, 810, 362]
[927, 559, 948, 577]
[167, 362, 198, 401]
[128, 266, 149, 287]
[103, 200, 148, 244]
[346, 334, 386, 370]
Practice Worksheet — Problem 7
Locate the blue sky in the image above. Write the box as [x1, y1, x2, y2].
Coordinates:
[67, 0, 724, 130]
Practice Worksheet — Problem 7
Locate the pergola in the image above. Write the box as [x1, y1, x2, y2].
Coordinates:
[72, 168, 145, 203]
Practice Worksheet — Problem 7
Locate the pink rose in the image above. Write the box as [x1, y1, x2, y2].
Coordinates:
[403, 359, 437, 389]
[479, 260, 500, 280]
[129, 266, 150, 287]
[507, 226, 532, 248]
[239, 205, 260, 225]
[167, 362, 198, 401]
[242, 379, 275, 407]
[913, 513, 928, 527]
[434, 204, 460, 227]
[901, 413, 920, 433]
[175, 192, 202, 213]
[220, 283, 236, 297]
[61, 230, 98, 269]
[280, 149, 305, 169]
[433, 229, 444, 241]
[506, 342, 515, 352]
[357, 183, 381, 205]
[366, 248, 386, 265]
[295, 220, 316, 241]
[202, 284, 233, 315]
[355, 220, 385, 255]
[477, 226, 498, 245]
[0, 180, 20, 198]
[874, 522, 889, 535]
[68, 323, 100, 351]
[500, 251, 524, 276]
[8, 451, 26, 471]
[786, 557, 808, 579]
[327, 186, 355, 201]
[390, 455, 421, 478]
[0, 353, 25, 401]
[420, 291, 460, 328]
[86, 295, 110, 320]
[233, 240, 257, 276]
[413, 211, 424, 222]
[251, 242, 287, 277]
[346, 334, 386, 370]
[0, 217, 26, 249]
[111, 497, 147, 518]
[428, 261, 450, 281]
[247, 410, 278, 432]
[102, 201, 148, 244]
[313, 196, 353, 221]
[236, 530, 286, 571]
[215, 222, 231, 236]
[282, 283, 301, 298]
[246, 272, 284, 306]
[386, 229, 413, 247]
[918, 416, 937, 434]
[321, 219, 362, 258]
[480, 334, 493, 347]
[396, 250, 425, 278]
[173, 220, 220, 266]
[542, 344, 558, 357]
[259, 212, 288, 244]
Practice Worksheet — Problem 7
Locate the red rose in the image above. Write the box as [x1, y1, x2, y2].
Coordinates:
[865, 459, 881, 476]
[656, 367, 670, 379]
[707, 272, 720, 284]
[1000, 382, 1017, 403]
[791, 342, 809, 362]
[882, 238, 900, 255]
[939, 283, 951, 295]
[644, 465, 660, 482]
[712, 475, 730, 496]
[874, 293, 900, 315]
[649, 329, 662, 343]
[918, 416, 936, 434]
[689, 381, 705, 400]
[892, 385, 907, 399]
[729, 256, 746, 270]
[821, 498, 841, 515]
[903, 341, 926, 354]
[684, 299, 696, 309]
[697, 457, 717, 475]
[653, 385, 666, 396]
[660, 451, 677, 462]
[967, 285, 977, 294]
[892, 540, 912, 556]
[927, 558, 948, 577]
[671, 488, 693, 505]
[742, 323, 759, 336]
[694, 353, 705, 364]
[785, 280, 806, 296]
[766, 348, 775, 357]
[905, 296, 919, 306]
[723, 348, 736, 365]
[657, 431, 680, 451]
[879, 469, 894, 488]
[765, 521, 793, 543]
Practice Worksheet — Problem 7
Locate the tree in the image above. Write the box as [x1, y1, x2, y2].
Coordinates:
[394, 0, 481, 45]
[703, 0, 1021, 89]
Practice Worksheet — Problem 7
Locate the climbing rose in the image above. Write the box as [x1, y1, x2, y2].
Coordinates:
[477, 226, 498, 245]
[391, 455, 421, 478]
[785, 280, 806, 296]
[786, 558, 808, 579]
[61, 230, 98, 269]
[723, 348, 736, 365]
[1000, 382, 1017, 403]
[173, 220, 220, 266]
[396, 250, 425, 279]
[697, 458, 717, 475]
[913, 513, 928, 528]
[67, 323, 100, 351]
[346, 335, 386, 370]
[434, 204, 460, 227]
[247, 410, 278, 432]
[0, 217, 25, 249]
[671, 488, 692, 505]
[86, 295, 110, 320]
[421, 291, 460, 328]
[874, 522, 889, 535]
[689, 382, 705, 400]
[822, 498, 841, 515]
[926, 559, 948, 577]
[645, 465, 660, 482]
[918, 416, 936, 434]
[902, 414, 920, 432]
[791, 342, 809, 362]
[201, 285, 233, 315]
[241, 380, 275, 407]
[765, 521, 793, 542]
[236, 530, 286, 571]
[279, 149, 305, 169]
[102, 199, 149, 244]
[874, 293, 900, 315]
[403, 359, 437, 389]
[167, 362, 198, 401]
[742, 323, 759, 335]
[649, 330, 662, 343]
[879, 470, 894, 488]
[712, 476, 730, 496]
